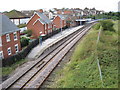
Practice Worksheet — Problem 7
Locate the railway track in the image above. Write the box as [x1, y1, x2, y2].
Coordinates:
[1, 22, 96, 89]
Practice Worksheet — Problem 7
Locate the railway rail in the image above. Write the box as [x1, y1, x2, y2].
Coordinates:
[1, 22, 97, 89]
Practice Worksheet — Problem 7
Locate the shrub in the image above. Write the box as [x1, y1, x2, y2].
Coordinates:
[20, 37, 30, 48]
[100, 20, 115, 32]
[22, 30, 32, 37]
[26, 30, 32, 37]
[93, 23, 100, 30]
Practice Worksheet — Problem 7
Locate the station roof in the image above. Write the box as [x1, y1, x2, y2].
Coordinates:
[76, 19, 88, 22]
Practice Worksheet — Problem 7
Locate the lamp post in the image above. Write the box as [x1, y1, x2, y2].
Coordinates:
[80, 14, 82, 25]
[39, 32, 46, 45]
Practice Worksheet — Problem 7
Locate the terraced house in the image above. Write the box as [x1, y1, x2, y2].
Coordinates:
[0, 14, 21, 59]
[27, 11, 53, 39]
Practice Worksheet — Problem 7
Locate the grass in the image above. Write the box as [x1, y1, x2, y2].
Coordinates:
[50, 20, 118, 88]
[1, 59, 27, 77]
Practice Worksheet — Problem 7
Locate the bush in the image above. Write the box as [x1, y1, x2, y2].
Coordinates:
[27, 30, 32, 37]
[93, 23, 100, 30]
[20, 37, 30, 48]
[2, 38, 39, 67]
[22, 30, 32, 37]
[100, 20, 115, 32]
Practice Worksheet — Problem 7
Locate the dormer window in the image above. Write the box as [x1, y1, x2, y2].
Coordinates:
[14, 32, 17, 41]
[6, 34, 10, 42]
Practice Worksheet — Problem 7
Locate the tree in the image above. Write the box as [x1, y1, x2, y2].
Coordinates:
[20, 37, 30, 48]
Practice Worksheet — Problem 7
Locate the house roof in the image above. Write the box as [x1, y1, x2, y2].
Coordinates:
[57, 14, 66, 20]
[36, 12, 52, 24]
[0, 14, 20, 36]
[38, 18, 46, 24]
[4, 10, 29, 19]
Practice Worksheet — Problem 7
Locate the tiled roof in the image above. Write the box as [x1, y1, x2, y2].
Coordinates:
[57, 14, 66, 20]
[37, 12, 52, 24]
[0, 14, 20, 36]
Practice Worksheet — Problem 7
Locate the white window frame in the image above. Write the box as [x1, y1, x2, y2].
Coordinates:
[45, 24, 46, 30]
[6, 34, 10, 42]
[0, 51, 4, 60]
[48, 24, 52, 29]
[14, 32, 18, 41]
[7, 47, 11, 55]
[15, 44, 19, 53]
[45, 24, 48, 30]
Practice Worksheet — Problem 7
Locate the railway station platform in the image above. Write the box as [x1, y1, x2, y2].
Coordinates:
[27, 25, 84, 59]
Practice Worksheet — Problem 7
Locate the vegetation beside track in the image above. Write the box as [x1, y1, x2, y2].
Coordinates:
[50, 20, 118, 88]
[1, 59, 27, 79]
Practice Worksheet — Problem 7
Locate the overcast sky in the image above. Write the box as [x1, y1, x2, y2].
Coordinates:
[0, 0, 119, 12]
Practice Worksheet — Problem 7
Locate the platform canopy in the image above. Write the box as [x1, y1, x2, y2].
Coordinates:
[75, 19, 87, 22]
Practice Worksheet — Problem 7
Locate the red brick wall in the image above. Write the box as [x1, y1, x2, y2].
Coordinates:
[33, 21, 44, 38]
[27, 14, 40, 31]
[1, 31, 21, 59]
[64, 11, 73, 14]
[53, 16, 66, 29]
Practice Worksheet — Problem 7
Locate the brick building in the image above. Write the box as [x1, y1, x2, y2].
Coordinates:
[53, 15, 67, 29]
[27, 12, 53, 39]
[0, 14, 21, 59]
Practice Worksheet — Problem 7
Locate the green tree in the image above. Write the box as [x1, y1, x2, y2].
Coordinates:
[20, 37, 30, 48]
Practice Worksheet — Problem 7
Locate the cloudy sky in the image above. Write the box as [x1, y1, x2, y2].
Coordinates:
[0, 0, 119, 12]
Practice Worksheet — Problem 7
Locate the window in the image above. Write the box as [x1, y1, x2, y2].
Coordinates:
[45, 30, 47, 34]
[45, 24, 47, 30]
[14, 32, 17, 41]
[6, 34, 10, 42]
[7, 47, 11, 55]
[15, 44, 19, 53]
[48, 24, 52, 29]
[0, 51, 4, 60]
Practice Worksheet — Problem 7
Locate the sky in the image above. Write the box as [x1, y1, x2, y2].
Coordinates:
[0, 0, 119, 12]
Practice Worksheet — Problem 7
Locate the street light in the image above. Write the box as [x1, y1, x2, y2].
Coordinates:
[80, 14, 83, 25]
[39, 32, 46, 45]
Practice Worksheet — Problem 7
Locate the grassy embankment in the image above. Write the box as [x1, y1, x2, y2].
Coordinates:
[50, 20, 118, 88]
